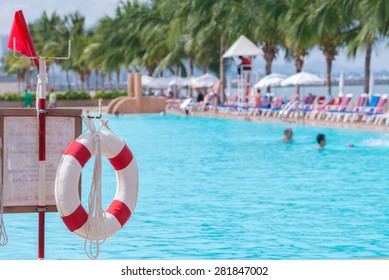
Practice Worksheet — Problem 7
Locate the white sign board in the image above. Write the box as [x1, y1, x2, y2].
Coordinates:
[2, 117, 75, 207]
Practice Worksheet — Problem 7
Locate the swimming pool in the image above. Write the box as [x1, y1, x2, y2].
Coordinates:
[1, 114, 389, 260]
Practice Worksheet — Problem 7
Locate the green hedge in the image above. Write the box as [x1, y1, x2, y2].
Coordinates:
[0, 90, 127, 101]
[56, 91, 91, 100]
[0, 92, 24, 101]
[93, 90, 127, 100]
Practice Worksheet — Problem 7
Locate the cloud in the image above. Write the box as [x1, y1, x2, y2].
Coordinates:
[0, 0, 121, 35]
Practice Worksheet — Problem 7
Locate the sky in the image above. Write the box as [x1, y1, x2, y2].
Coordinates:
[1, 0, 389, 76]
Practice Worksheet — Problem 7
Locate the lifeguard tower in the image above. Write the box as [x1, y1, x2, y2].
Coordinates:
[223, 35, 262, 106]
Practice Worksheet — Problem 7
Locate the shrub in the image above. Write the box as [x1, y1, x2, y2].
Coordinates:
[93, 90, 127, 100]
[56, 91, 91, 100]
[0, 92, 23, 101]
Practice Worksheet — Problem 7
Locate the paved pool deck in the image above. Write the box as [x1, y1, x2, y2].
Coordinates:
[166, 109, 389, 133]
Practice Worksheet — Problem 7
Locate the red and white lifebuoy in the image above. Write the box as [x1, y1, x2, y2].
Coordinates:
[55, 131, 138, 240]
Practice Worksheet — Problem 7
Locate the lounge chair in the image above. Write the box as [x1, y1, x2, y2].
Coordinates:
[349, 94, 381, 123]
[277, 93, 300, 119]
[262, 96, 284, 117]
[305, 96, 335, 120]
[374, 111, 389, 125]
[243, 93, 271, 116]
[293, 94, 317, 119]
[365, 94, 388, 123]
[218, 93, 238, 114]
[337, 93, 368, 122]
[324, 94, 353, 121]
[316, 96, 342, 120]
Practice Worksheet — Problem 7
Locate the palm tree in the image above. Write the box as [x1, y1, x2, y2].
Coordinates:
[288, 0, 348, 94]
[245, 0, 285, 80]
[170, 0, 243, 102]
[29, 11, 64, 88]
[3, 52, 32, 92]
[335, 0, 386, 94]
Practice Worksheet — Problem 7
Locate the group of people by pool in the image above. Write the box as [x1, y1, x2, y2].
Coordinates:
[281, 128, 326, 150]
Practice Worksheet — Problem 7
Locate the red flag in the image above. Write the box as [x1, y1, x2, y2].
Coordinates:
[7, 10, 39, 67]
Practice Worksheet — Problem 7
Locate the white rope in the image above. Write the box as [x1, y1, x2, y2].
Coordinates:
[100, 119, 117, 136]
[0, 137, 8, 246]
[82, 117, 106, 259]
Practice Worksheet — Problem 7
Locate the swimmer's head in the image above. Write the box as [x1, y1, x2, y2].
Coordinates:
[284, 128, 293, 140]
[316, 134, 326, 146]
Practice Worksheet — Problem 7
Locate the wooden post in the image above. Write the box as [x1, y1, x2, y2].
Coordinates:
[127, 73, 134, 97]
[134, 73, 143, 113]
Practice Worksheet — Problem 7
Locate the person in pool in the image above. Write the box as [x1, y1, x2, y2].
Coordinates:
[316, 133, 326, 149]
[281, 128, 293, 142]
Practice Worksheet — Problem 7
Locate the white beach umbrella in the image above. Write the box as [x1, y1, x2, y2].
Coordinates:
[168, 76, 188, 87]
[254, 73, 287, 88]
[338, 71, 344, 97]
[281, 72, 324, 86]
[191, 73, 220, 88]
[148, 77, 171, 89]
[141, 75, 154, 87]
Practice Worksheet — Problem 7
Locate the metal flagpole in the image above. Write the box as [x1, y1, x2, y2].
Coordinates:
[36, 57, 47, 260]
[13, 38, 71, 259]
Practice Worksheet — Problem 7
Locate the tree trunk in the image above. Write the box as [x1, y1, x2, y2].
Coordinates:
[188, 55, 194, 98]
[116, 69, 120, 90]
[74, 73, 78, 91]
[101, 72, 105, 91]
[108, 73, 113, 91]
[80, 75, 85, 92]
[293, 50, 307, 94]
[147, 65, 156, 76]
[66, 71, 71, 90]
[219, 36, 226, 103]
[321, 46, 337, 95]
[325, 58, 332, 95]
[364, 40, 372, 94]
[17, 74, 22, 93]
[263, 42, 278, 93]
[265, 60, 272, 93]
[86, 71, 91, 91]
[51, 64, 55, 90]
[175, 64, 180, 76]
[202, 56, 208, 74]
[94, 68, 99, 92]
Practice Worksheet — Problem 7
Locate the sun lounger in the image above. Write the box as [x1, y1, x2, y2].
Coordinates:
[316, 96, 342, 120]
[349, 94, 380, 123]
[374, 111, 389, 125]
[262, 96, 284, 117]
[365, 94, 388, 123]
[305, 96, 335, 120]
[325, 94, 353, 121]
[218, 93, 238, 114]
[338, 93, 368, 122]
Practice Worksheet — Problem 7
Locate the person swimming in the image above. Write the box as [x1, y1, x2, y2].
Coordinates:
[281, 128, 293, 142]
[316, 133, 326, 149]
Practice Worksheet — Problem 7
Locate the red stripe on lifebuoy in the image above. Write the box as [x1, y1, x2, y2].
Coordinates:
[109, 144, 133, 171]
[65, 141, 91, 167]
[106, 200, 131, 227]
[61, 205, 88, 232]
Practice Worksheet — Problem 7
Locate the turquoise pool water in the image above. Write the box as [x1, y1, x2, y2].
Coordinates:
[1, 114, 389, 260]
